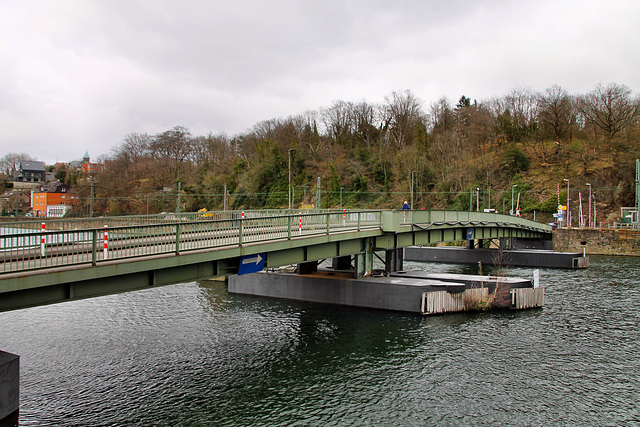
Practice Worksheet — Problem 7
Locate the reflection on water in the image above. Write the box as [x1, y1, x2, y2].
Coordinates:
[0, 256, 639, 426]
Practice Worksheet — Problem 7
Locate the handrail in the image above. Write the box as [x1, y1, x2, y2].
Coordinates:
[0, 210, 550, 276]
[0, 210, 383, 275]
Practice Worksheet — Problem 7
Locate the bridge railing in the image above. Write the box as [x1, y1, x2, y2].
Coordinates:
[400, 210, 551, 232]
[0, 209, 345, 231]
[0, 210, 383, 274]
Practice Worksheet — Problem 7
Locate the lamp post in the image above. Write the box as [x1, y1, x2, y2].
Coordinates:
[340, 187, 343, 211]
[564, 179, 570, 227]
[488, 186, 491, 211]
[411, 171, 418, 210]
[586, 183, 592, 228]
[511, 184, 517, 215]
[476, 188, 480, 211]
[288, 148, 297, 210]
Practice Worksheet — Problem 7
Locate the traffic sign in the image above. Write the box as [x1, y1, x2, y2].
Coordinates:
[466, 228, 474, 240]
[239, 253, 265, 275]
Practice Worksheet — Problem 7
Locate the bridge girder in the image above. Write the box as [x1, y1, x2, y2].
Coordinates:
[0, 213, 550, 312]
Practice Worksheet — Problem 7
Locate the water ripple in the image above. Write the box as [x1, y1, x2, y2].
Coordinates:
[1, 256, 639, 426]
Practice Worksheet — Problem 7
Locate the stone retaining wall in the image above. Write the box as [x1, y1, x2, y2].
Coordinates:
[553, 229, 640, 256]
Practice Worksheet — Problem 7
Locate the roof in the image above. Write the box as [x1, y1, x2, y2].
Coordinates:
[37, 180, 71, 193]
[20, 161, 46, 172]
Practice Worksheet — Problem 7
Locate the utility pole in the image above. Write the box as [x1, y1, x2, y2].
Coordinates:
[288, 148, 297, 210]
[636, 159, 639, 226]
[90, 180, 94, 218]
[411, 171, 417, 210]
[176, 181, 181, 214]
[224, 183, 227, 211]
[564, 179, 570, 227]
[586, 183, 591, 228]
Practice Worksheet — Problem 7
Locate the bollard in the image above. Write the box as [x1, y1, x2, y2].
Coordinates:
[40, 222, 45, 257]
[103, 225, 108, 259]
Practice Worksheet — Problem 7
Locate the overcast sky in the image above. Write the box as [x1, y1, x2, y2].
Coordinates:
[1, 0, 639, 165]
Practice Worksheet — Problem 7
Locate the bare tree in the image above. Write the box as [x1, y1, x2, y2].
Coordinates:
[537, 85, 575, 143]
[191, 133, 233, 175]
[150, 125, 193, 182]
[320, 100, 356, 147]
[429, 96, 454, 133]
[352, 101, 385, 148]
[0, 153, 36, 175]
[384, 90, 424, 148]
[577, 83, 640, 141]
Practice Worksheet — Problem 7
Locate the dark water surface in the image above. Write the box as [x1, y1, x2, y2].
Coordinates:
[1, 256, 639, 426]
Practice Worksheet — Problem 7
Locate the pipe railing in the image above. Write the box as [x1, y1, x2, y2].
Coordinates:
[0, 210, 383, 274]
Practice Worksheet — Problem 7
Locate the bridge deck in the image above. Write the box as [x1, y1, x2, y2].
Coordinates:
[0, 209, 551, 311]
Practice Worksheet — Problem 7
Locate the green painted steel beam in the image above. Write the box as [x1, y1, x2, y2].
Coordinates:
[0, 210, 551, 312]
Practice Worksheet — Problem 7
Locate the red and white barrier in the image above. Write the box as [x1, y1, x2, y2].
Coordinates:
[40, 222, 45, 257]
[103, 225, 108, 259]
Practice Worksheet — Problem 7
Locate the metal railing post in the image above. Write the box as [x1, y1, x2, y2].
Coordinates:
[175, 223, 180, 254]
[287, 214, 292, 239]
[92, 229, 97, 266]
[239, 218, 243, 246]
[326, 212, 330, 235]
[358, 212, 361, 231]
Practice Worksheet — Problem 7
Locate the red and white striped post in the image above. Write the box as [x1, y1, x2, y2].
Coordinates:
[103, 225, 109, 259]
[343, 209, 346, 226]
[241, 211, 245, 226]
[40, 222, 45, 257]
[299, 212, 302, 235]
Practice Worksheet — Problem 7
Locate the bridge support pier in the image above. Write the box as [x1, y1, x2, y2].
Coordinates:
[384, 248, 403, 275]
[354, 238, 375, 278]
[331, 256, 352, 271]
[0, 350, 19, 426]
[297, 261, 318, 275]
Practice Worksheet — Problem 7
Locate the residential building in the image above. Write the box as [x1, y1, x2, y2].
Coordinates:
[31, 181, 78, 217]
[13, 161, 46, 187]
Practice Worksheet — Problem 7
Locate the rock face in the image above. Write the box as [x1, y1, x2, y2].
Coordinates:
[553, 228, 640, 256]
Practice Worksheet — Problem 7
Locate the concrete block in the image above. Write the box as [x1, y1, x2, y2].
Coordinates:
[0, 351, 19, 425]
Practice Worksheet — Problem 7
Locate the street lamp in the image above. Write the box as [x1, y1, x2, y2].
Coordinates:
[511, 184, 517, 215]
[476, 188, 480, 211]
[411, 171, 418, 210]
[340, 186, 343, 211]
[288, 148, 297, 210]
[586, 183, 592, 228]
[564, 179, 570, 227]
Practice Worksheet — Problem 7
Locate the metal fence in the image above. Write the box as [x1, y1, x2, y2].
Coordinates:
[0, 210, 382, 274]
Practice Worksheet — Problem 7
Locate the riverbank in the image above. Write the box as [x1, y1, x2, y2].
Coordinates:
[553, 228, 640, 256]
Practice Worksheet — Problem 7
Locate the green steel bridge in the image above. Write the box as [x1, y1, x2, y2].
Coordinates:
[0, 209, 552, 312]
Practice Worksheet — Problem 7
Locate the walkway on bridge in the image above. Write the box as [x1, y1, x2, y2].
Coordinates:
[0, 209, 551, 311]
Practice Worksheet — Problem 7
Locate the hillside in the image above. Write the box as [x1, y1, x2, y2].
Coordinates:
[26, 84, 640, 224]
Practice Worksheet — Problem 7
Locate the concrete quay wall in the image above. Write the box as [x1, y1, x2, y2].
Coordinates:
[553, 229, 640, 256]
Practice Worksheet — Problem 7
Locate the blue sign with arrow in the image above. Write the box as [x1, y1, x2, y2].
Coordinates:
[238, 253, 266, 275]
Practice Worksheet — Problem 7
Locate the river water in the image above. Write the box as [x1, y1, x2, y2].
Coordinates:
[1, 255, 639, 426]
